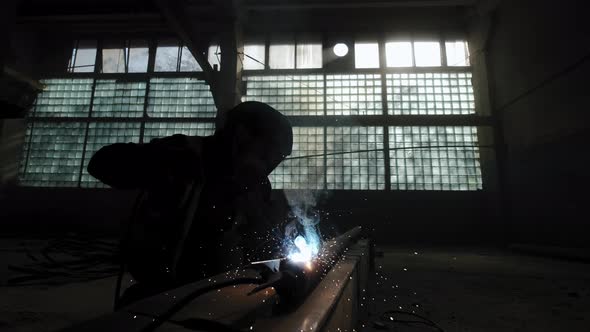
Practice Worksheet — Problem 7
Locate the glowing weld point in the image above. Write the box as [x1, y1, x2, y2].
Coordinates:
[288, 235, 314, 263]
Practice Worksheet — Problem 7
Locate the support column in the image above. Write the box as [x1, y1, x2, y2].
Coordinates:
[216, 21, 244, 129]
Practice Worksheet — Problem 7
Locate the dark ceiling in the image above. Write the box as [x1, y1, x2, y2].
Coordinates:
[17, 0, 476, 17]
[17, 0, 159, 16]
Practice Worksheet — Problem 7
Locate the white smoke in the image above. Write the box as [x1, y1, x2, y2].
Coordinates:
[284, 190, 324, 262]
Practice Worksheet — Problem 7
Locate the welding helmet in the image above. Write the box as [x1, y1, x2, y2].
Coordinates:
[217, 101, 293, 175]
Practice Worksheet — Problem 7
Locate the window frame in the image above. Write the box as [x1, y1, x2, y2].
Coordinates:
[242, 34, 492, 191]
[21, 38, 216, 188]
[22, 34, 493, 191]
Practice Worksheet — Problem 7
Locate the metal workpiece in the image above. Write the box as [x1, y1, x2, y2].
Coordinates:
[254, 231, 371, 332]
[251, 226, 363, 307]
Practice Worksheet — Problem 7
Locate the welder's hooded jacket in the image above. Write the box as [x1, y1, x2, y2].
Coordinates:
[88, 102, 293, 287]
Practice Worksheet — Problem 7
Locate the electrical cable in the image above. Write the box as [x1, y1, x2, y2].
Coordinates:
[113, 190, 148, 310]
[139, 276, 264, 332]
[284, 144, 494, 161]
[5, 235, 119, 287]
[166, 318, 244, 332]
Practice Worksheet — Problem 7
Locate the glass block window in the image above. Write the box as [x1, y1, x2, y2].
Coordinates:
[389, 126, 482, 191]
[243, 75, 325, 116]
[19, 122, 86, 187]
[386, 73, 475, 115]
[18, 123, 33, 179]
[326, 127, 386, 190]
[326, 74, 382, 116]
[80, 122, 141, 188]
[33, 79, 93, 117]
[147, 78, 216, 118]
[143, 122, 216, 142]
[21, 76, 216, 187]
[270, 127, 325, 189]
[92, 80, 146, 118]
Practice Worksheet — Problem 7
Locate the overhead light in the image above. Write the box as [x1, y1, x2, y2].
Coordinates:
[333, 43, 349, 57]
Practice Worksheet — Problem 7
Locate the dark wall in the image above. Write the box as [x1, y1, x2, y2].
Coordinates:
[1, 187, 498, 245]
[487, 0, 590, 246]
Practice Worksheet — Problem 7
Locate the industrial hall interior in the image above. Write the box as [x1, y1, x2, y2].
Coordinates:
[1, 0, 589, 331]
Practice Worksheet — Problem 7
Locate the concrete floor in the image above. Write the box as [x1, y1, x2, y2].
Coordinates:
[361, 247, 590, 332]
[1, 238, 590, 332]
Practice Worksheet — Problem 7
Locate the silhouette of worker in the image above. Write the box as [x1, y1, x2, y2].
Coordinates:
[88, 101, 293, 305]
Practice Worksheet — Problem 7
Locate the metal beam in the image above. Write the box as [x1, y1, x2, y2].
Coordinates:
[154, 0, 220, 107]
[16, 13, 162, 23]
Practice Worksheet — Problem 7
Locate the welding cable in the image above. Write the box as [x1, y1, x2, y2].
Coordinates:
[377, 309, 445, 332]
[284, 144, 494, 161]
[139, 275, 264, 332]
[113, 190, 148, 311]
[6, 236, 119, 287]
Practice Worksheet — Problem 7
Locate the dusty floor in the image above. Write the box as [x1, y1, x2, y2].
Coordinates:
[1, 237, 590, 332]
[361, 247, 590, 332]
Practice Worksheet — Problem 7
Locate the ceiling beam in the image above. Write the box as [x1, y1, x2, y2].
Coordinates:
[154, 0, 219, 106]
[245, 0, 477, 10]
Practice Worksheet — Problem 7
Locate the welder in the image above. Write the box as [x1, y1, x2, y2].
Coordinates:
[87, 101, 293, 306]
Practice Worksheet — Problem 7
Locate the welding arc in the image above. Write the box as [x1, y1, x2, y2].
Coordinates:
[265, 226, 363, 308]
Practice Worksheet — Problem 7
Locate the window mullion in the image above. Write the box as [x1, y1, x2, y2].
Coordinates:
[323, 73, 328, 190]
[77, 78, 97, 187]
[21, 121, 36, 179]
[379, 36, 392, 191]
[140, 39, 158, 143]
[440, 35, 448, 67]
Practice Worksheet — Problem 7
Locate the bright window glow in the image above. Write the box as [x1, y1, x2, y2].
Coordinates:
[385, 42, 412, 67]
[269, 44, 295, 69]
[414, 42, 441, 67]
[102, 48, 126, 73]
[354, 42, 379, 68]
[180, 46, 202, 72]
[208, 45, 221, 70]
[243, 44, 265, 70]
[296, 43, 322, 69]
[333, 43, 349, 57]
[128, 44, 149, 73]
[446, 41, 470, 66]
[155, 45, 178, 72]
[69, 41, 97, 73]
